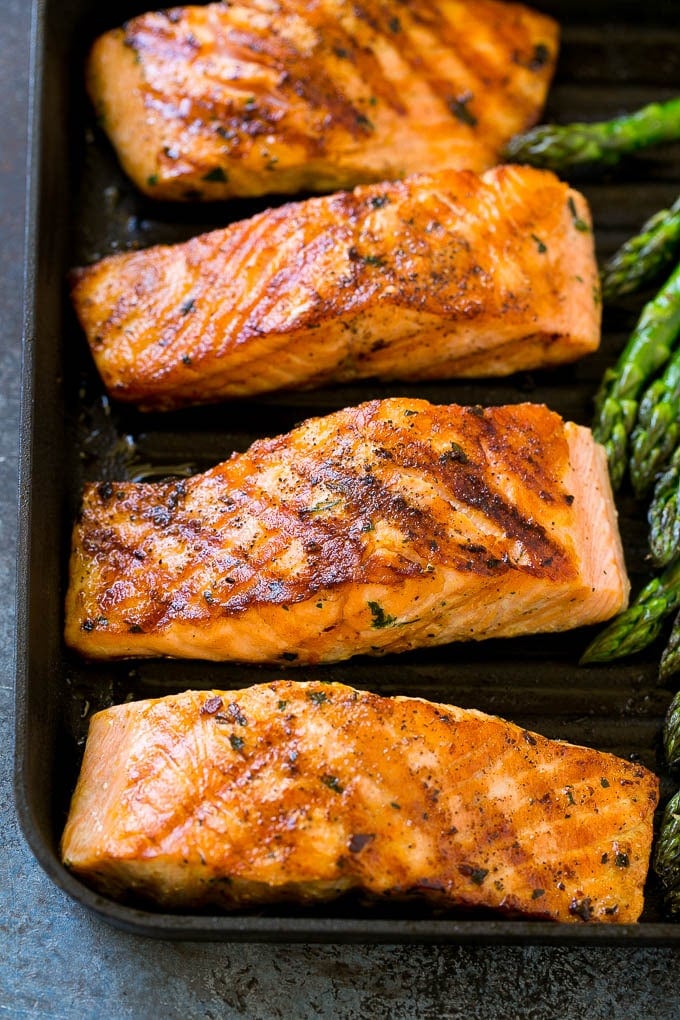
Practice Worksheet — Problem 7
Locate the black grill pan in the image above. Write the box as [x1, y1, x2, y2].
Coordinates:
[16, 0, 680, 941]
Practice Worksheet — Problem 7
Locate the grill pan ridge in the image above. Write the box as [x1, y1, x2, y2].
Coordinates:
[15, 0, 680, 941]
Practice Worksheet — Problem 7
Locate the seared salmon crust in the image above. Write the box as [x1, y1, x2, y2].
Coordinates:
[61, 680, 658, 922]
[65, 399, 628, 663]
[70, 166, 600, 410]
[87, 0, 558, 200]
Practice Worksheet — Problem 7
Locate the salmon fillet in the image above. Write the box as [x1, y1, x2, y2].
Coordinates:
[60, 680, 659, 922]
[87, 0, 558, 200]
[70, 166, 600, 411]
[65, 399, 629, 663]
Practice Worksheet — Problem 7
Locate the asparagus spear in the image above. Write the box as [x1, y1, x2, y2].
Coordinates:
[592, 261, 680, 490]
[580, 557, 680, 663]
[660, 610, 680, 680]
[504, 97, 680, 172]
[663, 690, 680, 766]
[653, 787, 680, 917]
[649, 446, 680, 567]
[601, 195, 680, 302]
[629, 346, 680, 496]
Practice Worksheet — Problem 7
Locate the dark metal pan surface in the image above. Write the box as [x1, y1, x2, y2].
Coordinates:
[16, 0, 680, 941]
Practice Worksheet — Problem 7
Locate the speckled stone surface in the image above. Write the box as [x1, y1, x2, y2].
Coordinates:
[2, 1, 680, 1015]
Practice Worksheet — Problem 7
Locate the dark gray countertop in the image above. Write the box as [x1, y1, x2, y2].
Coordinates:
[2, 0, 680, 1015]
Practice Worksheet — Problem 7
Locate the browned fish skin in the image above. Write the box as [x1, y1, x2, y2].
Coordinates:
[64, 399, 629, 663]
[70, 166, 600, 410]
[60, 680, 659, 922]
[87, 0, 559, 200]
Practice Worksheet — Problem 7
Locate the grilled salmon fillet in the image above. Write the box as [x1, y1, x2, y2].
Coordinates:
[65, 399, 628, 663]
[87, 0, 558, 200]
[60, 680, 659, 921]
[70, 166, 600, 411]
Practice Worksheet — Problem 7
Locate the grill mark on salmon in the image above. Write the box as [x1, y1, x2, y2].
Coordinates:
[64, 400, 628, 664]
[70, 166, 600, 411]
[289, 423, 569, 577]
[60, 680, 659, 922]
[88, 0, 558, 199]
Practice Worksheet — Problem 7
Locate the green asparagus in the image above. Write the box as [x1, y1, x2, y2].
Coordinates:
[649, 445, 680, 567]
[629, 345, 680, 496]
[504, 97, 680, 172]
[663, 690, 680, 766]
[660, 611, 680, 680]
[592, 261, 680, 490]
[653, 787, 680, 917]
[580, 556, 680, 663]
[601, 195, 680, 302]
